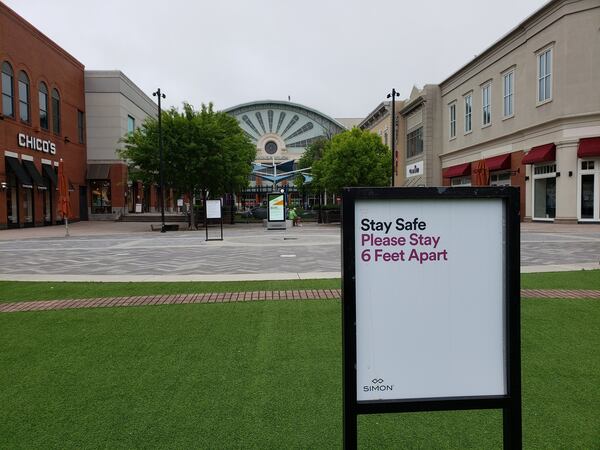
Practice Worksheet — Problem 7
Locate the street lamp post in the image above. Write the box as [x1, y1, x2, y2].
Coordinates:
[153, 88, 166, 233]
[387, 88, 400, 187]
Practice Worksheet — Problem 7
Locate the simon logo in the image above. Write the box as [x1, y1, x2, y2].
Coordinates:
[363, 377, 394, 392]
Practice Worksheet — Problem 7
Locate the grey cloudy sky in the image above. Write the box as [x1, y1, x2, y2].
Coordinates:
[6, 0, 548, 118]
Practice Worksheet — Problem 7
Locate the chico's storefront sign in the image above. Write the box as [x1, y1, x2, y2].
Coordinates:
[17, 133, 57, 154]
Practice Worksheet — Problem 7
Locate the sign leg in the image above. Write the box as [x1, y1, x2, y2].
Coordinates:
[343, 408, 357, 450]
[503, 404, 522, 450]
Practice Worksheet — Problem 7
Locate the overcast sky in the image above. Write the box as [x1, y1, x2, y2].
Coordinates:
[5, 0, 548, 118]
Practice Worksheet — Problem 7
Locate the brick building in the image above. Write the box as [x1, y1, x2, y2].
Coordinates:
[1, 2, 87, 229]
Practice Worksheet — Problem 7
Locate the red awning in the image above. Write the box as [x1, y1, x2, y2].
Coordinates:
[578, 137, 600, 158]
[522, 143, 556, 164]
[443, 163, 471, 178]
[485, 154, 511, 171]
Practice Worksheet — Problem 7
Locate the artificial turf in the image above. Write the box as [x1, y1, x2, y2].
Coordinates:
[0, 278, 342, 303]
[520, 269, 600, 290]
[1, 298, 598, 449]
[0, 270, 598, 304]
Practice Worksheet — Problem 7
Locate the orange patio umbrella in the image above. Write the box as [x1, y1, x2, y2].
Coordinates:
[58, 158, 72, 236]
[474, 159, 490, 186]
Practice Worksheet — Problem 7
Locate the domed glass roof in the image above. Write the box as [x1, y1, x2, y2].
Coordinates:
[224, 100, 346, 161]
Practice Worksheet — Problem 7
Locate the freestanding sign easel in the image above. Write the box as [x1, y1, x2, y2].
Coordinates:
[205, 199, 223, 241]
[341, 187, 521, 449]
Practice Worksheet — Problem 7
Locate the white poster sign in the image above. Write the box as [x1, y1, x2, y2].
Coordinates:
[177, 198, 184, 207]
[354, 198, 506, 401]
[206, 200, 222, 219]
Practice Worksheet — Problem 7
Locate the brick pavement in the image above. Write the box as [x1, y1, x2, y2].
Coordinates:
[0, 289, 598, 313]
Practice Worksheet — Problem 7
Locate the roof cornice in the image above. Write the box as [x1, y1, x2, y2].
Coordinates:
[440, 0, 567, 88]
[1, 2, 84, 70]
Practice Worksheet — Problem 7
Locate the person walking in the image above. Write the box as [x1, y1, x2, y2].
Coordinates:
[289, 207, 299, 227]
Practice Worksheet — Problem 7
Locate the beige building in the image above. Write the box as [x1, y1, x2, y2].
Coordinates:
[359, 100, 406, 186]
[399, 85, 443, 187]
[85, 71, 160, 217]
[439, 0, 600, 222]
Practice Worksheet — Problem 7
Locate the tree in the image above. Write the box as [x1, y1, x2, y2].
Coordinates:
[119, 103, 256, 224]
[294, 137, 328, 195]
[312, 128, 391, 194]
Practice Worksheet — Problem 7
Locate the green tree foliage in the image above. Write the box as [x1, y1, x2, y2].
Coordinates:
[119, 103, 256, 198]
[295, 137, 329, 194]
[312, 128, 391, 194]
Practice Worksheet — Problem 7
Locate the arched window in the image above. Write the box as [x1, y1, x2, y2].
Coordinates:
[51, 88, 60, 134]
[1, 62, 14, 118]
[18, 71, 30, 122]
[39, 82, 48, 129]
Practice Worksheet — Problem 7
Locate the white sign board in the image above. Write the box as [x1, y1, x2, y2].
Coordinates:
[177, 198, 184, 207]
[135, 203, 142, 213]
[354, 198, 506, 401]
[206, 200, 222, 219]
[405, 160, 423, 178]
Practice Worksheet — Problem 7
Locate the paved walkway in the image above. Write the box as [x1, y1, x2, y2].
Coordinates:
[1, 289, 598, 313]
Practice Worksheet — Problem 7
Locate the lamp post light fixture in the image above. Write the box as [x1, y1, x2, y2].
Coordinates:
[387, 88, 400, 186]
[153, 88, 166, 233]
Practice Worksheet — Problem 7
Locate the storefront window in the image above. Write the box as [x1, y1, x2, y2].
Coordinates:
[451, 176, 471, 186]
[490, 171, 511, 186]
[90, 180, 111, 214]
[533, 163, 556, 219]
[43, 187, 52, 223]
[6, 173, 18, 225]
[23, 188, 33, 224]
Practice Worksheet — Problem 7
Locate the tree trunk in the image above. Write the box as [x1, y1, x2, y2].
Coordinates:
[188, 190, 194, 230]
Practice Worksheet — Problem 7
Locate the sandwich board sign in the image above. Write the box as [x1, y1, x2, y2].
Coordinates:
[204, 199, 223, 241]
[341, 187, 521, 449]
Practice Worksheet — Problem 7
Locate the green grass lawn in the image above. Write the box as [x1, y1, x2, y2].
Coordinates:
[1, 298, 598, 449]
[0, 270, 598, 304]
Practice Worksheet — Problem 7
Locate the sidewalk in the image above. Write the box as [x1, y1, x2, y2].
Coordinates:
[1, 288, 598, 313]
[1, 219, 599, 241]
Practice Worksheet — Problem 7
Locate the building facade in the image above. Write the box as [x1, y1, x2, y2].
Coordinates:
[440, 0, 600, 222]
[399, 85, 443, 187]
[359, 100, 406, 186]
[85, 70, 160, 218]
[1, 2, 87, 229]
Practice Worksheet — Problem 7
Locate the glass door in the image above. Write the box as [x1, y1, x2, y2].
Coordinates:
[579, 160, 598, 221]
[532, 163, 556, 220]
[581, 175, 594, 219]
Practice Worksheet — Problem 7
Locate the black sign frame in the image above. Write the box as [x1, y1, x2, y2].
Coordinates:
[341, 187, 521, 449]
[204, 198, 223, 241]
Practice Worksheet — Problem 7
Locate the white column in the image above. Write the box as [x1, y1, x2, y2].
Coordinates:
[555, 140, 578, 222]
